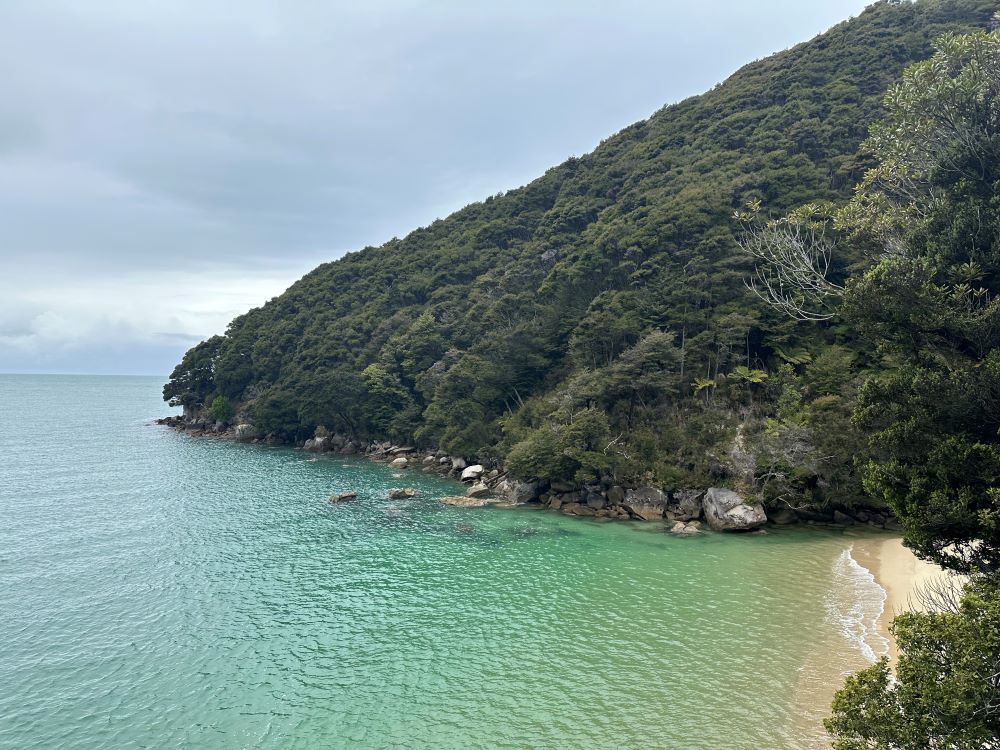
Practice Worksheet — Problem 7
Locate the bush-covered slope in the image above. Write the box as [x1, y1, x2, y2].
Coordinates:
[165, 0, 998, 508]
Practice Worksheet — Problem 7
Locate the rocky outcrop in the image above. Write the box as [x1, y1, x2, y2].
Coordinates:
[623, 487, 669, 521]
[703, 488, 766, 531]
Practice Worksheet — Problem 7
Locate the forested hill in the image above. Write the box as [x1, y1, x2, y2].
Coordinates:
[165, 0, 997, 508]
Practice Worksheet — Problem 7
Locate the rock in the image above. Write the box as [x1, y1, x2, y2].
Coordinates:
[233, 423, 258, 442]
[388, 488, 418, 499]
[460, 464, 484, 482]
[833, 510, 856, 525]
[607, 485, 625, 504]
[668, 489, 703, 521]
[623, 487, 669, 521]
[550, 480, 576, 493]
[328, 492, 357, 504]
[304, 438, 316, 451]
[439, 495, 489, 507]
[389, 446, 416, 455]
[451, 457, 467, 471]
[671, 521, 700, 536]
[422, 455, 436, 465]
[466, 482, 491, 498]
[494, 479, 537, 505]
[768, 506, 798, 525]
[389, 457, 409, 469]
[585, 491, 607, 510]
[487, 469, 499, 480]
[703, 488, 767, 531]
[340, 442, 357, 455]
[548, 497, 563, 511]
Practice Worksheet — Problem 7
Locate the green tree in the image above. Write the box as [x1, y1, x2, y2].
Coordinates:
[208, 395, 235, 425]
[826, 576, 1000, 750]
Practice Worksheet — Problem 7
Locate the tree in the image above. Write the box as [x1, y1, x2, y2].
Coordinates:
[208, 395, 235, 425]
[826, 576, 1000, 750]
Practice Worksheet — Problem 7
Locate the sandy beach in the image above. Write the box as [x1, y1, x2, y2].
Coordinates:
[851, 535, 949, 663]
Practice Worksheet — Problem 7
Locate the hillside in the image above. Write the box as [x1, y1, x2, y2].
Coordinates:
[164, 0, 998, 512]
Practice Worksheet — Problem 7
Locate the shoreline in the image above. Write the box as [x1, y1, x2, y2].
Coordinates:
[850, 535, 945, 663]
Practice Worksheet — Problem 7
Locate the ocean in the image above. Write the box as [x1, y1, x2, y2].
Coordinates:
[0, 374, 888, 749]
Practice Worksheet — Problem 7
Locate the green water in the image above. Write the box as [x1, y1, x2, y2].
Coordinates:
[0, 375, 883, 749]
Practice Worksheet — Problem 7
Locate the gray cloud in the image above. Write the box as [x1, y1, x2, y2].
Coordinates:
[0, 0, 871, 374]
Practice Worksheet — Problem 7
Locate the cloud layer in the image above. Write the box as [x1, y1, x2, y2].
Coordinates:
[0, 0, 870, 374]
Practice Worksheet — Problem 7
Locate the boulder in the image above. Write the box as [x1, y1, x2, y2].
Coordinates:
[606, 485, 626, 505]
[233, 424, 258, 442]
[460, 464, 484, 482]
[623, 487, 669, 521]
[328, 491, 357, 504]
[465, 482, 491, 498]
[550, 480, 576, 493]
[584, 491, 607, 510]
[671, 521, 700, 536]
[451, 457, 467, 471]
[422, 455, 436, 465]
[389, 457, 409, 469]
[703, 488, 766, 531]
[494, 479, 537, 505]
[668, 489, 704, 521]
[388, 488, 418, 499]
[439, 495, 489, 507]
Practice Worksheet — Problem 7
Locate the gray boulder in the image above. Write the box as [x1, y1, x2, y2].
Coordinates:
[623, 487, 669, 521]
[389, 457, 409, 469]
[494, 479, 537, 505]
[703, 488, 767, 531]
[465, 481, 491, 498]
[460, 464, 484, 482]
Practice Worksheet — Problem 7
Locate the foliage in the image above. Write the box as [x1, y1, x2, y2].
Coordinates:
[163, 0, 995, 503]
[826, 576, 1000, 750]
[208, 395, 235, 425]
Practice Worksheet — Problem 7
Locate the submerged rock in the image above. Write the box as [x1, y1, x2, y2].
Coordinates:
[703, 488, 766, 531]
[439, 495, 490, 507]
[388, 488, 418, 499]
[328, 491, 357, 504]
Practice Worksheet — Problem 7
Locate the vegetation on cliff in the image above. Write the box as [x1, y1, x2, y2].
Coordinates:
[165, 0, 997, 519]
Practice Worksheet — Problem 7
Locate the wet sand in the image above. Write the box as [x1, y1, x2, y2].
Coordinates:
[851, 535, 946, 663]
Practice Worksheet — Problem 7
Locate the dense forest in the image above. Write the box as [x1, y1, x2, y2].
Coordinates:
[166, 1, 1000, 744]
[166, 0, 993, 516]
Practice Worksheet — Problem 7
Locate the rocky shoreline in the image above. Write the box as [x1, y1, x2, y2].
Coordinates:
[156, 414, 898, 534]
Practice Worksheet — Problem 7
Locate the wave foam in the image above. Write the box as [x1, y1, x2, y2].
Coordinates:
[825, 545, 890, 662]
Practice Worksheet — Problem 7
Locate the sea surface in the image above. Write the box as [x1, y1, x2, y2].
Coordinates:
[0, 374, 887, 749]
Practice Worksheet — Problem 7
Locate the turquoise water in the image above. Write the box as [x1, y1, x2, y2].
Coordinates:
[0, 375, 881, 749]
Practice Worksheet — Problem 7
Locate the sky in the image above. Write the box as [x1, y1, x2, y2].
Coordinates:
[0, 0, 873, 376]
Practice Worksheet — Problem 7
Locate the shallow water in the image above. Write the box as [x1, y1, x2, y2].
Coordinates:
[0, 374, 883, 749]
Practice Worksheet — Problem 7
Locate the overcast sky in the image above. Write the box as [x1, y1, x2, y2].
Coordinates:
[0, 0, 872, 376]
